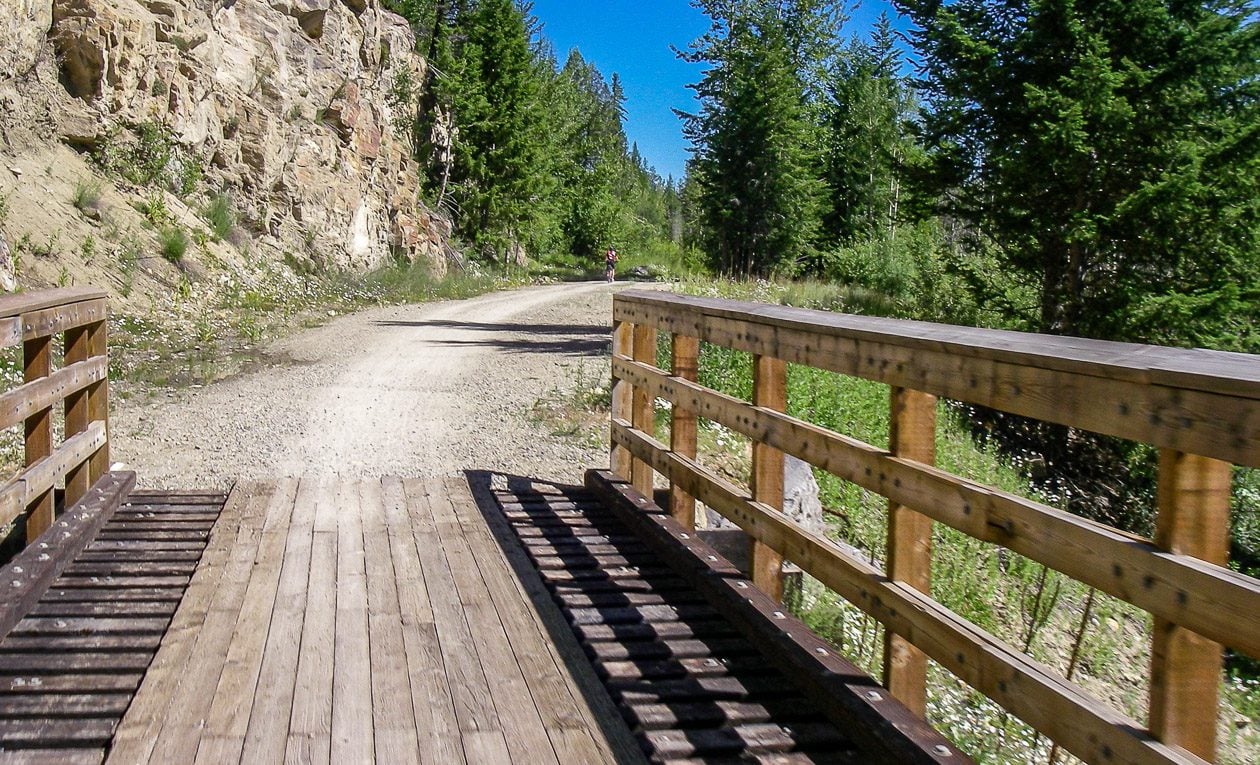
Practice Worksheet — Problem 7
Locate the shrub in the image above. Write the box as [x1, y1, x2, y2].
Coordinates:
[72, 179, 103, 214]
[204, 194, 234, 242]
[159, 226, 188, 264]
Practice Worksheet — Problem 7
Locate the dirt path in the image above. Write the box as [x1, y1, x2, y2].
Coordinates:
[111, 281, 628, 489]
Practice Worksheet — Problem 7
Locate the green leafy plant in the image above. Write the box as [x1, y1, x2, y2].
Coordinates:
[137, 191, 168, 225]
[72, 179, 103, 214]
[204, 194, 235, 242]
[81, 234, 96, 263]
[159, 226, 189, 264]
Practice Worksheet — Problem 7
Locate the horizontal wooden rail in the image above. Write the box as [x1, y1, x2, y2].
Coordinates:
[613, 355, 1260, 658]
[0, 288, 110, 543]
[609, 289, 1259, 764]
[613, 420, 1205, 765]
[614, 292, 1260, 468]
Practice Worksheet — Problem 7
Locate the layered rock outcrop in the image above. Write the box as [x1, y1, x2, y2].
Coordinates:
[0, 0, 449, 271]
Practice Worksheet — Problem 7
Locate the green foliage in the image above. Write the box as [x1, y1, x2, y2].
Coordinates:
[159, 226, 189, 264]
[72, 179, 103, 214]
[679, 0, 841, 276]
[204, 194, 235, 242]
[897, 0, 1260, 350]
[80, 234, 96, 263]
[136, 191, 168, 225]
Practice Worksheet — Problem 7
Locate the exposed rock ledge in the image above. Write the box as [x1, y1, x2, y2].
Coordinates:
[0, 0, 449, 273]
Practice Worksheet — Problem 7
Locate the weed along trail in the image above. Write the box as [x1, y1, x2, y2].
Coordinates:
[110, 281, 622, 488]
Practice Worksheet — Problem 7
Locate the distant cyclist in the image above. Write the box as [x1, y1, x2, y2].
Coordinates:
[605, 246, 619, 282]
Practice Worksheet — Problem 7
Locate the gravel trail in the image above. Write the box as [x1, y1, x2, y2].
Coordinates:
[111, 281, 626, 489]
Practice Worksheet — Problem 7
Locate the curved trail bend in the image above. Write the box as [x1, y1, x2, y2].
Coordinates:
[112, 281, 625, 489]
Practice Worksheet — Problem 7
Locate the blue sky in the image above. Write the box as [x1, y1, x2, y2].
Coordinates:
[528, 1, 913, 182]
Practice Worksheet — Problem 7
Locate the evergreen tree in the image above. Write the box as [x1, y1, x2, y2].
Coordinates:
[679, 0, 840, 276]
[898, 0, 1260, 350]
[822, 13, 920, 248]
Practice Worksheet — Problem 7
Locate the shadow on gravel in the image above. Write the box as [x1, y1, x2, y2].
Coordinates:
[374, 320, 611, 357]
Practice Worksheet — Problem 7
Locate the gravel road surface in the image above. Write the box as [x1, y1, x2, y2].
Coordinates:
[111, 281, 627, 489]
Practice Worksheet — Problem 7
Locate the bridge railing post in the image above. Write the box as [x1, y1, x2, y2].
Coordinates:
[883, 387, 936, 718]
[749, 354, 786, 601]
[1148, 449, 1231, 761]
[629, 323, 658, 497]
[669, 334, 699, 530]
[23, 335, 54, 540]
[87, 318, 110, 484]
[611, 319, 633, 480]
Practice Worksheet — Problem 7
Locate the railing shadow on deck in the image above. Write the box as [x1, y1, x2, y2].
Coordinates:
[375, 320, 610, 357]
[463, 469, 648, 765]
[609, 289, 1260, 765]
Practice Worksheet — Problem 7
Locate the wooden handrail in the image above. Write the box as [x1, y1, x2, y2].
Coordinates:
[0, 288, 110, 541]
[610, 289, 1259, 765]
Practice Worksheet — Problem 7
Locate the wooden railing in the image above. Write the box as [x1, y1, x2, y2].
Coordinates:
[609, 289, 1260, 765]
[0, 288, 110, 542]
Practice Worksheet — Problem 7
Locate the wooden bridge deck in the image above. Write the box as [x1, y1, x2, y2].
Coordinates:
[105, 475, 624, 765]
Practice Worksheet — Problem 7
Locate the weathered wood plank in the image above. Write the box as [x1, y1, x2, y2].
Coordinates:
[105, 482, 252, 765]
[630, 323, 658, 496]
[402, 479, 502, 738]
[240, 477, 319, 764]
[0, 473, 135, 639]
[0, 289, 108, 324]
[22, 334, 53, 540]
[436, 479, 559, 765]
[192, 478, 299, 765]
[615, 293, 1260, 468]
[331, 481, 373, 764]
[285, 477, 338, 765]
[1148, 451, 1231, 761]
[749, 355, 785, 601]
[883, 387, 935, 717]
[360, 479, 419, 765]
[385, 477, 464, 765]
[610, 320, 634, 479]
[669, 334, 700, 530]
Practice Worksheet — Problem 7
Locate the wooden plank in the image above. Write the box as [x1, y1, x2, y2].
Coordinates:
[435, 479, 559, 765]
[193, 478, 299, 765]
[105, 483, 249, 765]
[630, 323, 657, 496]
[1148, 451, 1231, 761]
[18, 423, 108, 520]
[750, 355, 785, 601]
[613, 292, 1260, 467]
[387, 478, 464, 765]
[0, 674, 141, 694]
[285, 478, 339, 765]
[613, 356, 1260, 658]
[611, 421, 1210, 765]
[86, 320, 108, 484]
[143, 482, 273, 764]
[63, 326, 91, 507]
[239, 477, 319, 764]
[0, 747, 104, 765]
[0, 357, 105, 469]
[360, 479, 419, 765]
[23, 334, 53, 541]
[669, 334, 699, 530]
[18, 299, 108, 343]
[614, 290, 1260, 398]
[331, 481, 373, 764]
[0, 473, 135, 638]
[402, 479, 502, 740]
[883, 387, 935, 717]
[611, 320, 634, 479]
[0, 289, 107, 323]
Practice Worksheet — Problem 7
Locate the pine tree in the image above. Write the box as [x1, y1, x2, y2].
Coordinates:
[898, 0, 1260, 349]
[822, 13, 920, 248]
[678, 0, 839, 276]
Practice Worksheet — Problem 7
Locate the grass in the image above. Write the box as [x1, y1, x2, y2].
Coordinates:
[159, 227, 188, 264]
[72, 179, 103, 214]
[204, 194, 234, 242]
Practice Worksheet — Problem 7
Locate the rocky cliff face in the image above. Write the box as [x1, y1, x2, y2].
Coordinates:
[0, 0, 449, 280]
